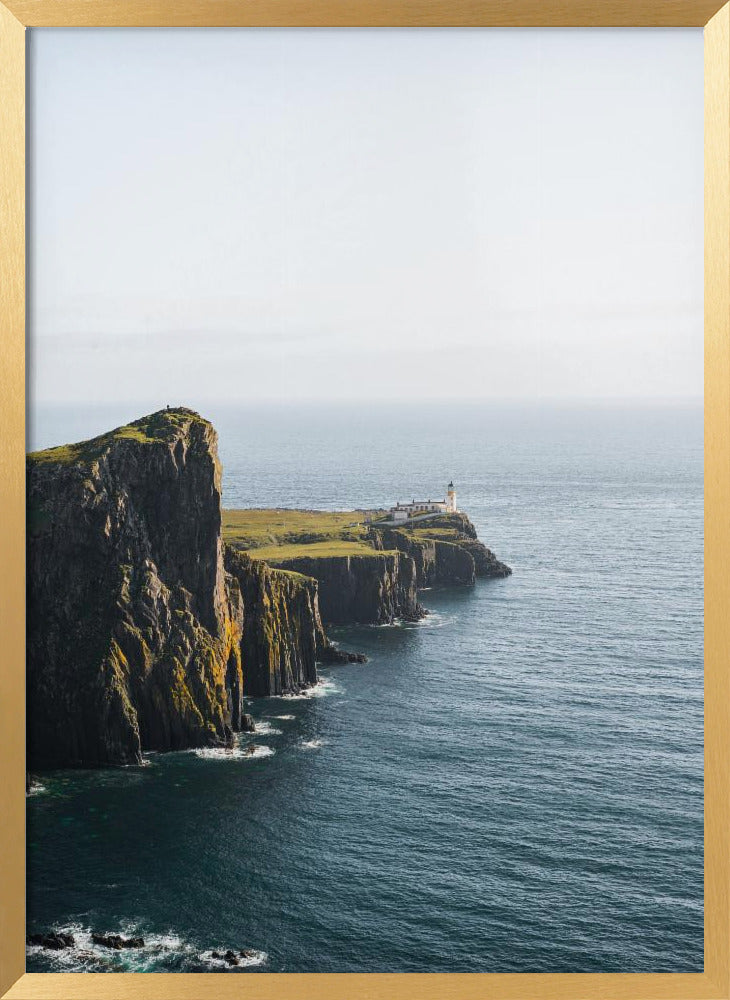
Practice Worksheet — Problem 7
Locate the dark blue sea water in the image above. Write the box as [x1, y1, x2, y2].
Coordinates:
[26, 401, 704, 972]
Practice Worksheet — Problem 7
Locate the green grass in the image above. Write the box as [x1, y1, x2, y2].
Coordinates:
[222, 508, 383, 551]
[247, 539, 384, 562]
[269, 567, 312, 582]
[223, 507, 465, 565]
[28, 407, 207, 466]
[409, 527, 460, 541]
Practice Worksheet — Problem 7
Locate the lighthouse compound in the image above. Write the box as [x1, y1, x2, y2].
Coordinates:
[389, 482, 458, 522]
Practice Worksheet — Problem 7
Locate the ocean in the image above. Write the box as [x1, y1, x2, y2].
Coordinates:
[26, 400, 704, 972]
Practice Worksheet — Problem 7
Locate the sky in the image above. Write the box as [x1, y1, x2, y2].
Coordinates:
[29, 28, 703, 408]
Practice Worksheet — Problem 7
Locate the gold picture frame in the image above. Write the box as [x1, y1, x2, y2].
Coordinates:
[1, 3, 727, 998]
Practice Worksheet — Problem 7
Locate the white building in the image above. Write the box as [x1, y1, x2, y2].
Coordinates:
[389, 482, 457, 520]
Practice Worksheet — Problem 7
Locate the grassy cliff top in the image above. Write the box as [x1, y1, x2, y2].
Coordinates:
[249, 539, 388, 563]
[223, 507, 468, 564]
[222, 507, 382, 551]
[409, 526, 460, 540]
[28, 408, 209, 466]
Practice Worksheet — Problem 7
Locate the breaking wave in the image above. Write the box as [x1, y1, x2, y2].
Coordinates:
[190, 744, 274, 761]
[277, 677, 341, 700]
[25, 923, 268, 973]
[299, 739, 328, 751]
[253, 721, 282, 736]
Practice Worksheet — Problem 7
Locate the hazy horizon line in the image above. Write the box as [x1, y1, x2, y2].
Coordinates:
[31, 395, 704, 409]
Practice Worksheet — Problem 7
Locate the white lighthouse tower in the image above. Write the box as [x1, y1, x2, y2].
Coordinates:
[446, 481, 457, 513]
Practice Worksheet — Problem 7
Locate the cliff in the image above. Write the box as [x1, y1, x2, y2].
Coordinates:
[369, 512, 511, 588]
[265, 551, 424, 625]
[225, 548, 324, 696]
[224, 509, 510, 625]
[27, 409, 328, 768]
[28, 410, 509, 767]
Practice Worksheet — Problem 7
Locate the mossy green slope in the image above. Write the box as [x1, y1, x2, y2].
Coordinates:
[29, 407, 211, 466]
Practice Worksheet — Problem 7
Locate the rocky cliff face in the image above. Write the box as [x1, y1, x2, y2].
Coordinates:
[27, 409, 324, 768]
[369, 513, 511, 588]
[261, 510, 510, 624]
[225, 548, 324, 696]
[270, 551, 424, 625]
[456, 538, 512, 578]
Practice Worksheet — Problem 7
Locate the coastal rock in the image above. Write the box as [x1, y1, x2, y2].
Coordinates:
[212, 947, 258, 966]
[434, 539, 477, 585]
[458, 538, 512, 578]
[371, 513, 511, 586]
[414, 512, 512, 578]
[27, 933, 75, 950]
[27, 409, 246, 768]
[91, 934, 145, 950]
[318, 647, 368, 665]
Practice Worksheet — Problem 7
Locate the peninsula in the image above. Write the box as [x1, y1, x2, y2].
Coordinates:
[27, 408, 511, 769]
[223, 500, 511, 624]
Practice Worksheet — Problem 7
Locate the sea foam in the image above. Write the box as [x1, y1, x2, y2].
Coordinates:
[26, 922, 267, 973]
[299, 739, 328, 751]
[190, 744, 274, 761]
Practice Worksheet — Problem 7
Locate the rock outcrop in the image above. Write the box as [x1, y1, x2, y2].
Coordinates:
[26, 934, 75, 951]
[91, 934, 145, 950]
[27, 408, 332, 768]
